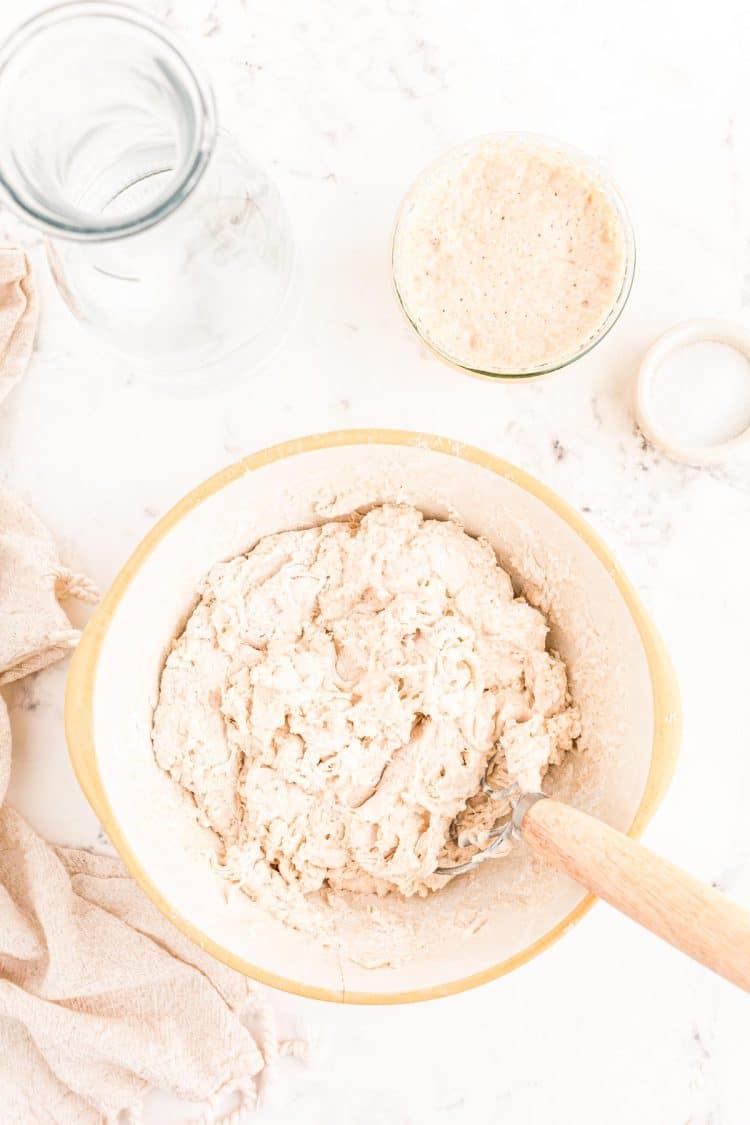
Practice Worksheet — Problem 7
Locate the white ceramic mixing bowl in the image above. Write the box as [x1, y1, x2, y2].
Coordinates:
[65, 430, 681, 1003]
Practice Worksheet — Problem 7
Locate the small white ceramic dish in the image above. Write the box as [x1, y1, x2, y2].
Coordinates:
[635, 318, 750, 466]
[65, 430, 680, 1004]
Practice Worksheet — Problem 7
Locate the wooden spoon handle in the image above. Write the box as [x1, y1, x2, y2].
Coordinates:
[519, 797, 750, 992]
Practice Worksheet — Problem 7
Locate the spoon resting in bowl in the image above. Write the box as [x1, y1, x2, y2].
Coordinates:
[437, 785, 750, 992]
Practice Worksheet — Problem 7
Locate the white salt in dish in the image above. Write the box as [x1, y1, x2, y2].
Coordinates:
[65, 430, 680, 1003]
[635, 319, 750, 466]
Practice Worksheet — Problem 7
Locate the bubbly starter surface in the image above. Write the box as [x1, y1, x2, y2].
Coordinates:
[393, 135, 628, 374]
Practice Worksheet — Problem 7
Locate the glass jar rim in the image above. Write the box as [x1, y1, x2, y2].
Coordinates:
[0, 1, 217, 242]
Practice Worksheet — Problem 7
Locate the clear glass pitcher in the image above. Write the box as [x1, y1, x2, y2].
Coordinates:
[0, 2, 294, 379]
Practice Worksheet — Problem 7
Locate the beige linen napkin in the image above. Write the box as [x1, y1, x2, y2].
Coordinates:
[0, 258, 305, 1123]
[0, 248, 37, 402]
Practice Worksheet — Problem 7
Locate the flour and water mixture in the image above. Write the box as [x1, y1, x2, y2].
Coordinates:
[152, 505, 580, 953]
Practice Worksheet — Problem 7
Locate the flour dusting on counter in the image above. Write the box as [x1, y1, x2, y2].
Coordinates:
[152, 504, 580, 960]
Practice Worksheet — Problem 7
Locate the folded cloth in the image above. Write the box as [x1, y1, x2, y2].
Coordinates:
[0, 808, 291, 1124]
[0, 263, 303, 1121]
[0, 487, 98, 692]
[0, 247, 37, 403]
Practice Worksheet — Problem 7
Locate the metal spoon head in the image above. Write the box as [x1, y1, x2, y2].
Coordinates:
[435, 764, 520, 876]
[435, 814, 514, 875]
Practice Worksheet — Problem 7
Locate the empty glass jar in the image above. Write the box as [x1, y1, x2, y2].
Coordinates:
[0, 2, 293, 379]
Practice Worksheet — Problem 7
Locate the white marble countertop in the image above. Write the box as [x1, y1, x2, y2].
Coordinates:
[2, 0, 750, 1122]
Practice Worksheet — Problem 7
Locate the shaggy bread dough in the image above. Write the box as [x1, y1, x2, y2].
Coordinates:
[152, 505, 579, 928]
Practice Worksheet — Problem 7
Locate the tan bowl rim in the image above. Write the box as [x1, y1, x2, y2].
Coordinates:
[64, 428, 682, 1005]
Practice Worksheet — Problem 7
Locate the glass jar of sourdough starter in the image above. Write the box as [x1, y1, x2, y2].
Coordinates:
[0, 2, 293, 380]
[392, 133, 635, 380]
